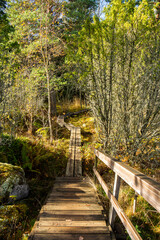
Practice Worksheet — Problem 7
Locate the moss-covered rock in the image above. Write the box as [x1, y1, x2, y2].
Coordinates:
[0, 163, 29, 203]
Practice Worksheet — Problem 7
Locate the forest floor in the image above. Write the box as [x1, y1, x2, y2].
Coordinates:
[0, 100, 159, 240]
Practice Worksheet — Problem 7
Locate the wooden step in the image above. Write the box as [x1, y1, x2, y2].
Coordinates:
[37, 220, 107, 227]
[39, 210, 104, 216]
[39, 213, 106, 221]
[52, 188, 94, 193]
[46, 199, 99, 204]
[32, 233, 111, 240]
[30, 177, 111, 239]
[48, 193, 97, 199]
[51, 188, 94, 193]
[33, 226, 109, 234]
[56, 177, 83, 181]
[42, 203, 103, 211]
[53, 183, 92, 188]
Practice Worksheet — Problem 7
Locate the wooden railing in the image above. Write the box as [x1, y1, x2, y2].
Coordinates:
[93, 149, 160, 240]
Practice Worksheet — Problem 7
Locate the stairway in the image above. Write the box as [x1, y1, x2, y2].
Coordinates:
[29, 177, 111, 240]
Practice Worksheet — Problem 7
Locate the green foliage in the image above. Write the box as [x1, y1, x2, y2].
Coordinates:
[21, 145, 32, 170]
[0, 135, 22, 165]
[0, 204, 28, 239]
[75, 0, 160, 159]
[1, 135, 30, 170]
[36, 127, 49, 140]
[0, 0, 19, 125]
[64, 0, 98, 32]
[119, 186, 160, 239]
[0, 133, 68, 177]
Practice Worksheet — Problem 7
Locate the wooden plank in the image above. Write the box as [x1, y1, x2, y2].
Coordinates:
[66, 158, 74, 177]
[46, 199, 99, 204]
[66, 128, 76, 177]
[51, 183, 93, 190]
[75, 160, 82, 177]
[53, 182, 92, 188]
[109, 173, 121, 227]
[32, 226, 109, 234]
[32, 233, 111, 240]
[57, 115, 82, 177]
[46, 197, 98, 204]
[49, 192, 97, 198]
[75, 143, 82, 177]
[74, 161, 82, 177]
[94, 149, 160, 212]
[39, 214, 106, 221]
[53, 185, 92, 190]
[39, 210, 103, 215]
[51, 187, 94, 193]
[37, 220, 107, 227]
[93, 168, 142, 240]
[56, 177, 83, 181]
[57, 116, 65, 127]
[43, 203, 103, 211]
[64, 123, 75, 131]
[133, 192, 138, 213]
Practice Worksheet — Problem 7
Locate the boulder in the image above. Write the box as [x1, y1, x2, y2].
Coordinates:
[0, 163, 29, 203]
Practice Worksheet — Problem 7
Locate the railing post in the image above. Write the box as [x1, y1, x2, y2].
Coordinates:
[109, 173, 121, 228]
[94, 155, 98, 184]
[133, 192, 138, 213]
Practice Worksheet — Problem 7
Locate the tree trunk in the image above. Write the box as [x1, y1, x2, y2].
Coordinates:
[51, 87, 57, 116]
[46, 65, 53, 143]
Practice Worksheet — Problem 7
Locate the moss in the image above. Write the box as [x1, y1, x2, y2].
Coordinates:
[0, 163, 25, 201]
[0, 163, 23, 174]
[0, 204, 28, 240]
[0, 152, 8, 163]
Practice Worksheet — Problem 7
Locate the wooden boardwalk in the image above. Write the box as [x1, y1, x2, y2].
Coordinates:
[29, 177, 111, 240]
[57, 115, 82, 177]
[29, 116, 112, 240]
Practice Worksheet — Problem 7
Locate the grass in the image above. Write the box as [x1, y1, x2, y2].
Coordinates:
[57, 97, 87, 114]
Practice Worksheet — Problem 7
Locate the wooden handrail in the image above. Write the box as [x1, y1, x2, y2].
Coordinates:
[93, 148, 160, 240]
[94, 149, 160, 213]
[93, 168, 142, 240]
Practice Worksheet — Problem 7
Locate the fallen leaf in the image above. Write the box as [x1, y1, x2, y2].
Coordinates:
[79, 236, 84, 240]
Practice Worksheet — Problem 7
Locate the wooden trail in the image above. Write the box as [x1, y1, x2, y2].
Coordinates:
[29, 116, 112, 240]
[57, 115, 82, 177]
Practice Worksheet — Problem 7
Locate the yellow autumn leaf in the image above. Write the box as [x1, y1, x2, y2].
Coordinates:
[136, 149, 141, 156]
[122, 156, 129, 162]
